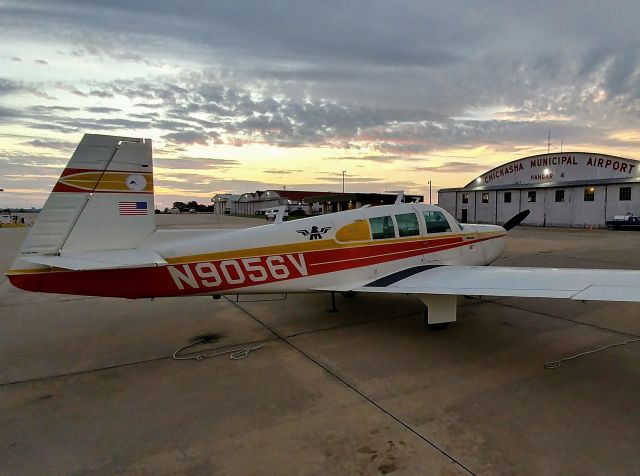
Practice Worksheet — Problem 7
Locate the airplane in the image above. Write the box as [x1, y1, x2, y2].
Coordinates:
[7, 133, 640, 330]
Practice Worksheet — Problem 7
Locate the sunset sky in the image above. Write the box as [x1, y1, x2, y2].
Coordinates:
[2, 0, 640, 208]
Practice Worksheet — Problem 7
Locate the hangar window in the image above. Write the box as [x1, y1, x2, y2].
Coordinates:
[527, 191, 536, 203]
[462, 193, 469, 204]
[584, 187, 595, 202]
[395, 213, 420, 237]
[481, 192, 489, 203]
[555, 190, 565, 202]
[504, 192, 511, 203]
[369, 216, 396, 240]
[620, 187, 631, 201]
[423, 211, 452, 234]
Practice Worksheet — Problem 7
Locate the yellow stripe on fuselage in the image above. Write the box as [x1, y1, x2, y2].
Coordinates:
[164, 230, 505, 265]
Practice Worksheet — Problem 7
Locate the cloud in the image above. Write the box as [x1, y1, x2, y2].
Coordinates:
[155, 157, 240, 169]
[409, 161, 491, 173]
[85, 106, 121, 113]
[313, 173, 386, 184]
[162, 131, 210, 145]
[0, 78, 23, 96]
[34, 59, 48, 65]
[262, 168, 303, 174]
[22, 139, 76, 150]
[323, 155, 404, 163]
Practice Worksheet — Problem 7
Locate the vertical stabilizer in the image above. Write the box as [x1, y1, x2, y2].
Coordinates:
[15, 134, 155, 264]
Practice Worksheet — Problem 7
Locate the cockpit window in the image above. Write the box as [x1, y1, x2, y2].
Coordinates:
[423, 211, 452, 233]
[395, 213, 420, 237]
[369, 216, 396, 239]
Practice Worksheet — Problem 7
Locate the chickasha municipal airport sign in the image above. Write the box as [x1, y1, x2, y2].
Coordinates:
[465, 152, 640, 189]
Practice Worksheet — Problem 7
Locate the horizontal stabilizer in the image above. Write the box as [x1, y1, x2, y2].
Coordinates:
[23, 249, 167, 270]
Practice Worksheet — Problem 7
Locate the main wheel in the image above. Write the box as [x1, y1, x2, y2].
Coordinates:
[423, 307, 450, 331]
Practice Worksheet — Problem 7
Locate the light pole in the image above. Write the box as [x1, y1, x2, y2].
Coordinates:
[342, 170, 346, 194]
[428, 180, 432, 204]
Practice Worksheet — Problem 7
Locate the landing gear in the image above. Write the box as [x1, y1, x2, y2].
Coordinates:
[423, 307, 449, 330]
[340, 291, 358, 298]
[327, 292, 338, 313]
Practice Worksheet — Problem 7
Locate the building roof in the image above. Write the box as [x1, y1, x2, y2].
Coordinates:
[276, 190, 334, 201]
[441, 151, 640, 192]
[304, 192, 424, 204]
[233, 189, 334, 203]
[211, 193, 241, 202]
[440, 176, 640, 193]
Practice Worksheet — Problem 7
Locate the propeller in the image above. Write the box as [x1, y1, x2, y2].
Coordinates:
[502, 209, 530, 231]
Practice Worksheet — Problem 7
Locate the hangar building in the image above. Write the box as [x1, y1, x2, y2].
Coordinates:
[438, 152, 640, 228]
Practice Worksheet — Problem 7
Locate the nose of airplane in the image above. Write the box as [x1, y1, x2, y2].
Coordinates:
[485, 225, 508, 264]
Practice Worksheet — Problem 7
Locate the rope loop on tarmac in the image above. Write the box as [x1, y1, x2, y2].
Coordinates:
[544, 338, 640, 369]
[173, 339, 268, 361]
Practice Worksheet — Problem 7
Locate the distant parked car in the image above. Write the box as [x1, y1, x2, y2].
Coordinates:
[265, 209, 288, 221]
[288, 209, 307, 218]
[606, 213, 640, 230]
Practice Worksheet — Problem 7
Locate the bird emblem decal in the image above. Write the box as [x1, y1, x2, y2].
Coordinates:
[296, 225, 332, 240]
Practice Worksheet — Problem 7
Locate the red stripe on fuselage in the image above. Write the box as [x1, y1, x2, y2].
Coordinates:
[8, 234, 503, 298]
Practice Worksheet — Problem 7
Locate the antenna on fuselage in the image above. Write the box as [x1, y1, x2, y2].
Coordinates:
[274, 206, 287, 224]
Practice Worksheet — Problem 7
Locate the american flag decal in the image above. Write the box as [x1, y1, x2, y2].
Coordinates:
[118, 201, 148, 216]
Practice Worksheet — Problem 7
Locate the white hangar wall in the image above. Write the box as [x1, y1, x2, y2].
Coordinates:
[438, 152, 640, 228]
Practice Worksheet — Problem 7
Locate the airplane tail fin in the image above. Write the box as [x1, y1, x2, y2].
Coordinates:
[12, 134, 155, 270]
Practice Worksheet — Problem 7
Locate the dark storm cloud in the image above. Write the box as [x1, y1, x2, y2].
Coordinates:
[3, 0, 640, 164]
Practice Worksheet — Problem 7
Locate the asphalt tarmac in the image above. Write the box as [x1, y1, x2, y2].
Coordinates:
[2, 214, 640, 475]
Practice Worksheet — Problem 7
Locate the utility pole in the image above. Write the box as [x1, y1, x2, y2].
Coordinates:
[342, 170, 346, 193]
[547, 130, 551, 154]
[428, 180, 432, 204]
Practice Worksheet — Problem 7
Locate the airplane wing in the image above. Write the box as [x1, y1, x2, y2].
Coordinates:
[21, 249, 167, 271]
[319, 265, 640, 302]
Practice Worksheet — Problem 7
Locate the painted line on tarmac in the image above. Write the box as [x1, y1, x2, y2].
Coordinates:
[228, 296, 478, 476]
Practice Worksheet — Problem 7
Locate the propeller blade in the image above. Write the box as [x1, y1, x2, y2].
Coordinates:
[503, 209, 530, 231]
